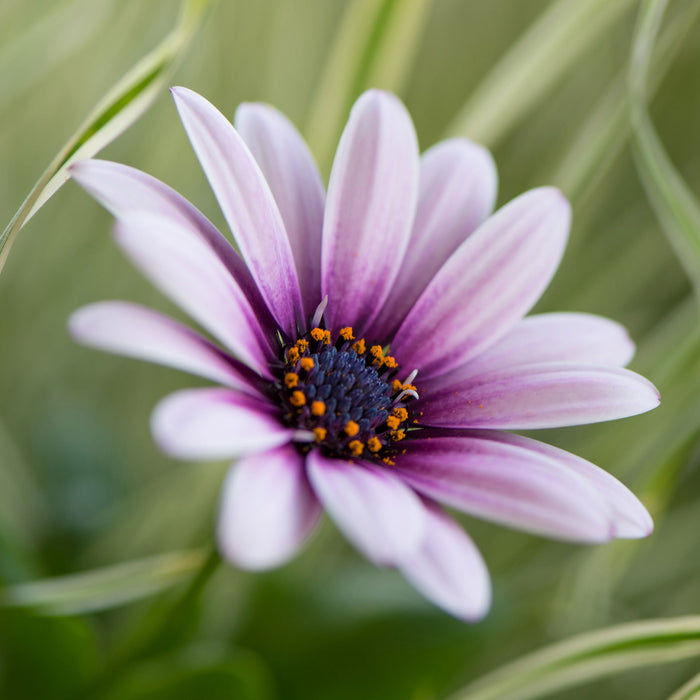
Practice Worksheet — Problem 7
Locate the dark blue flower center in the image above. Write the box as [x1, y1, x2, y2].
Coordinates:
[271, 326, 418, 463]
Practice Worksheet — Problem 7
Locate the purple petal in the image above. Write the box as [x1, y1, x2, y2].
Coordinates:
[113, 213, 272, 376]
[399, 501, 491, 621]
[70, 159, 275, 335]
[171, 87, 303, 336]
[372, 138, 497, 339]
[392, 188, 570, 378]
[235, 103, 325, 320]
[469, 431, 653, 538]
[424, 312, 636, 393]
[394, 433, 615, 543]
[217, 445, 321, 570]
[306, 450, 426, 566]
[68, 301, 263, 394]
[419, 363, 660, 430]
[151, 388, 291, 461]
[321, 89, 419, 336]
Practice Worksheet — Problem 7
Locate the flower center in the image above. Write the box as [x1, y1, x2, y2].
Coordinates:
[270, 325, 418, 464]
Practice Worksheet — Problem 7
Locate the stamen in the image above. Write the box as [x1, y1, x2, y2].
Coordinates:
[284, 372, 299, 388]
[367, 437, 382, 453]
[394, 389, 419, 403]
[352, 339, 366, 354]
[300, 357, 315, 372]
[313, 427, 327, 442]
[386, 415, 401, 430]
[403, 369, 419, 385]
[287, 347, 300, 363]
[311, 400, 326, 417]
[348, 440, 364, 456]
[311, 295, 328, 328]
[339, 327, 354, 341]
[290, 390, 306, 407]
[344, 420, 360, 437]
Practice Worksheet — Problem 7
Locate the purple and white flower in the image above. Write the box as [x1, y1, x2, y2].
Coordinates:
[68, 87, 659, 621]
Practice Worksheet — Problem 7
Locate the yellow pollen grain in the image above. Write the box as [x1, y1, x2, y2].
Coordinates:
[382, 456, 396, 466]
[383, 355, 397, 369]
[390, 429, 406, 442]
[348, 440, 364, 456]
[300, 357, 315, 372]
[313, 427, 327, 442]
[369, 345, 384, 365]
[402, 383, 417, 392]
[311, 400, 326, 417]
[352, 339, 366, 354]
[392, 379, 403, 393]
[287, 347, 299, 363]
[310, 328, 326, 342]
[340, 327, 354, 341]
[367, 436, 382, 453]
[392, 407, 408, 422]
[290, 390, 306, 407]
[386, 415, 401, 430]
[284, 372, 299, 388]
[344, 420, 360, 437]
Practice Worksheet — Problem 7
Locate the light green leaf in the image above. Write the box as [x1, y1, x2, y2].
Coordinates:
[446, 0, 634, 147]
[629, 0, 700, 297]
[449, 616, 700, 700]
[305, 0, 431, 174]
[0, 0, 211, 274]
[668, 669, 700, 700]
[0, 549, 206, 616]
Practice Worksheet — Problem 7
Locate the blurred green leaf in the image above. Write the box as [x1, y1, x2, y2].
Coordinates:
[446, 0, 634, 146]
[668, 669, 700, 700]
[305, 0, 431, 174]
[0, 0, 211, 274]
[449, 616, 700, 700]
[0, 609, 99, 699]
[96, 648, 274, 700]
[0, 549, 206, 615]
[630, 0, 700, 297]
[554, 0, 700, 201]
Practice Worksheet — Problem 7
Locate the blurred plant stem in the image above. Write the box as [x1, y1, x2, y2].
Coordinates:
[629, 0, 700, 299]
[0, 0, 212, 275]
[446, 0, 635, 147]
[305, 0, 430, 175]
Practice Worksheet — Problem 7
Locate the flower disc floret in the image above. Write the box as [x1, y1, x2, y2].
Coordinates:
[273, 326, 413, 462]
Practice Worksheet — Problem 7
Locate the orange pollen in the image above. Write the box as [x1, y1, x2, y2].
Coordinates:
[290, 390, 306, 407]
[382, 456, 396, 466]
[344, 420, 360, 437]
[390, 429, 406, 442]
[352, 339, 366, 354]
[339, 327, 354, 341]
[313, 427, 327, 442]
[367, 437, 382, 453]
[300, 357, 315, 372]
[383, 355, 397, 369]
[369, 345, 384, 365]
[284, 372, 299, 388]
[392, 379, 403, 393]
[310, 328, 326, 343]
[296, 339, 309, 352]
[402, 383, 417, 392]
[348, 440, 364, 456]
[386, 415, 401, 430]
[392, 407, 408, 422]
[311, 400, 326, 417]
[287, 347, 299, 363]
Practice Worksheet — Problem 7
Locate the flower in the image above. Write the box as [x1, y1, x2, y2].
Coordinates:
[68, 87, 659, 621]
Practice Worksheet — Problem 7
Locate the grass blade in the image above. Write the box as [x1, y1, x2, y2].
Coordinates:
[0, 549, 206, 615]
[0, 0, 211, 275]
[449, 617, 700, 700]
[446, 0, 634, 147]
[668, 670, 700, 700]
[305, 0, 431, 174]
[629, 0, 700, 297]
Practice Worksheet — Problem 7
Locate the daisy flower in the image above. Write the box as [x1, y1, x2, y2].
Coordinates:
[68, 87, 659, 621]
